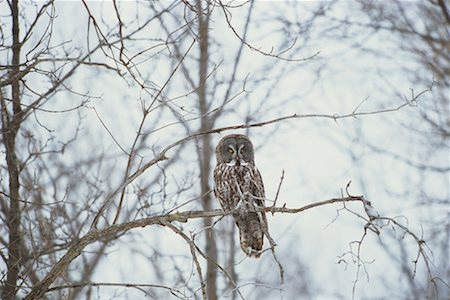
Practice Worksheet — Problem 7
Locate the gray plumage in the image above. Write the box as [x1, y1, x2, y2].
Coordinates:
[213, 134, 267, 258]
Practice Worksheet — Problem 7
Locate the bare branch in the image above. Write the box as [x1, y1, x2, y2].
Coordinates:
[218, 0, 320, 62]
[24, 195, 365, 299]
[160, 220, 207, 300]
[48, 281, 187, 299]
[270, 169, 285, 215]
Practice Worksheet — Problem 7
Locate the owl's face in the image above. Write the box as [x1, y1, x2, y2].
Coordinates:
[216, 134, 255, 166]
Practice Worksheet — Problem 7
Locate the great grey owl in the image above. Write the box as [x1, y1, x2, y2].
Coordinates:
[213, 134, 267, 258]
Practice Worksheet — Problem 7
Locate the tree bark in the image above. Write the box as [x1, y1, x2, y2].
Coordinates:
[2, 0, 23, 299]
[196, 1, 218, 299]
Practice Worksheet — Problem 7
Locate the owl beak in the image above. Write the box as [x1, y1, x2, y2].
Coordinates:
[235, 155, 241, 166]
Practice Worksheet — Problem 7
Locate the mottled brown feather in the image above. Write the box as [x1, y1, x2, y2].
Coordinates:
[213, 135, 267, 258]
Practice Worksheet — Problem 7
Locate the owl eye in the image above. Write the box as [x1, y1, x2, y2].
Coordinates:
[228, 147, 234, 153]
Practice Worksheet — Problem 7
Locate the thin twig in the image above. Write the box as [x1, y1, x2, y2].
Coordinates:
[218, 0, 319, 62]
[91, 106, 129, 156]
[271, 169, 285, 215]
[160, 221, 207, 300]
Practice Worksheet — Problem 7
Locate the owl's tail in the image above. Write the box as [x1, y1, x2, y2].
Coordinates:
[237, 212, 264, 258]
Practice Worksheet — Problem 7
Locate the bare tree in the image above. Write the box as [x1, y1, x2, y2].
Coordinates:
[310, 0, 450, 298]
[354, 3, 449, 299]
[0, 1, 444, 300]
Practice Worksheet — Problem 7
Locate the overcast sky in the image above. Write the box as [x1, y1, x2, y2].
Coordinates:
[2, 1, 448, 299]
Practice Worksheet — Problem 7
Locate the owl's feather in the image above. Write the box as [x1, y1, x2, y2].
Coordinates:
[213, 163, 267, 258]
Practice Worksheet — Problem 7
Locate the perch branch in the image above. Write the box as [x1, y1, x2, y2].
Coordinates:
[25, 196, 364, 299]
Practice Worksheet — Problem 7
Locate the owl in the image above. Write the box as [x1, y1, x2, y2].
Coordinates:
[213, 134, 267, 258]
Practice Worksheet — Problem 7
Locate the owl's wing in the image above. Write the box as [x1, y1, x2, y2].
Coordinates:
[251, 166, 267, 229]
[250, 166, 265, 204]
[213, 164, 236, 213]
[213, 166, 218, 198]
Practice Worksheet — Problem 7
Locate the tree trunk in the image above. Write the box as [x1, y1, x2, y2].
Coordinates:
[2, 0, 23, 299]
[196, 1, 218, 299]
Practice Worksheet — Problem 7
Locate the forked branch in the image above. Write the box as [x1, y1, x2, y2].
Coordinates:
[24, 195, 364, 299]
